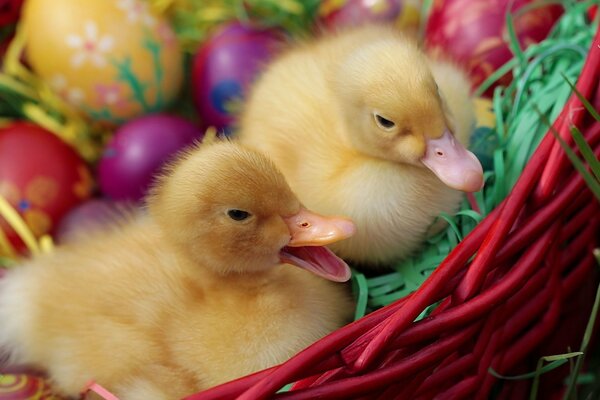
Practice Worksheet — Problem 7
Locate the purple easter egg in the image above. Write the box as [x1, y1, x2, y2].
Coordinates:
[318, 0, 403, 29]
[192, 22, 283, 130]
[98, 114, 203, 201]
[55, 198, 123, 242]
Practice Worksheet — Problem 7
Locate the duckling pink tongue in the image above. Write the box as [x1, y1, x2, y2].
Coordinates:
[421, 130, 484, 192]
[280, 208, 355, 282]
[280, 246, 351, 282]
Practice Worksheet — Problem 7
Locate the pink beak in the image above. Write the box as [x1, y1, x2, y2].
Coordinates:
[420, 130, 484, 192]
[283, 208, 356, 247]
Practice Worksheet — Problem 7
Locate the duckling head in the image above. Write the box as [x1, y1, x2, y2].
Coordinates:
[148, 140, 355, 281]
[332, 34, 483, 192]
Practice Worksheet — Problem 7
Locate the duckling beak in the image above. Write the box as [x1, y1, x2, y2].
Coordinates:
[284, 208, 356, 247]
[420, 130, 484, 192]
[280, 208, 355, 282]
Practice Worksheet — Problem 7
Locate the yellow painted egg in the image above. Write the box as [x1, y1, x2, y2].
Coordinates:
[22, 0, 183, 123]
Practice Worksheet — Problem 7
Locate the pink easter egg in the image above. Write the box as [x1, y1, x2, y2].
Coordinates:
[319, 0, 401, 27]
[317, 0, 421, 32]
[98, 114, 202, 201]
[425, 0, 562, 96]
[55, 198, 123, 242]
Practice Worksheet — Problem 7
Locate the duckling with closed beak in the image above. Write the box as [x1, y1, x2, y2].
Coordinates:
[236, 25, 484, 266]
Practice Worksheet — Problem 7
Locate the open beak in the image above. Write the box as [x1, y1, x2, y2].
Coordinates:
[420, 130, 484, 192]
[279, 208, 355, 282]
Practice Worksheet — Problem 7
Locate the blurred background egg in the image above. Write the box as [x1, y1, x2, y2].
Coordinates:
[98, 114, 203, 202]
[191, 22, 283, 131]
[0, 0, 24, 64]
[21, 0, 183, 123]
[0, 122, 92, 253]
[424, 0, 562, 96]
[55, 197, 123, 243]
[317, 0, 422, 32]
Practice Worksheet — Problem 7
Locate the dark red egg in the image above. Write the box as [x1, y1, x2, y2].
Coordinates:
[425, 0, 562, 96]
[0, 122, 93, 253]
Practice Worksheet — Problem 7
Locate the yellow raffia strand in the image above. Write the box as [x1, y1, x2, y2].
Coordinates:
[0, 197, 55, 265]
[0, 24, 110, 163]
[275, 0, 304, 15]
[0, 197, 40, 256]
[0, 226, 17, 258]
[39, 235, 55, 253]
[318, 0, 345, 16]
[195, 6, 231, 22]
[149, 0, 176, 14]
[0, 74, 37, 98]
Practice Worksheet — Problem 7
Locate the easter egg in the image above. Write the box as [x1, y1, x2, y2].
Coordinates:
[98, 114, 202, 201]
[192, 22, 283, 130]
[425, 0, 562, 95]
[0, 373, 59, 400]
[317, 0, 421, 32]
[0, 0, 23, 63]
[0, 0, 23, 26]
[55, 198, 122, 243]
[0, 122, 92, 253]
[21, 0, 183, 123]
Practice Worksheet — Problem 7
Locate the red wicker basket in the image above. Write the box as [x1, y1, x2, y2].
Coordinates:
[184, 24, 600, 400]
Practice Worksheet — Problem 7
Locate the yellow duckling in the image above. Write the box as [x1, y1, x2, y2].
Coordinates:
[236, 25, 483, 266]
[0, 140, 355, 399]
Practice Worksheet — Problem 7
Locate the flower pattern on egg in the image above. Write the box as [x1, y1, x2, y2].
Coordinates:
[73, 166, 94, 199]
[95, 83, 128, 108]
[65, 21, 114, 68]
[157, 21, 177, 47]
[116, 0, 156, 27]
[49, 74, 85, 104]
[25, 176, 59, 208]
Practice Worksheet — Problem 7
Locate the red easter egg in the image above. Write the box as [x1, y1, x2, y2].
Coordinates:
[0, 0, 23, 25]
[0, 0, 24, 63]
[0, 122, 93, 253]
[425, 0, 562, 96]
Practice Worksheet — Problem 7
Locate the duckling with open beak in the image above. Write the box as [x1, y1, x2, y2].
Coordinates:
[0, 140, 356, 399]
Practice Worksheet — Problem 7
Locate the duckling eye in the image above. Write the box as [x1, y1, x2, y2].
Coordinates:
[374, 114, 396, 130]
[227, 209, 251, 221]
